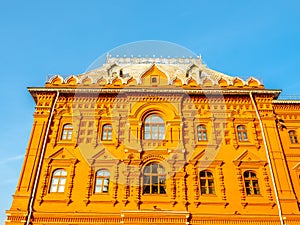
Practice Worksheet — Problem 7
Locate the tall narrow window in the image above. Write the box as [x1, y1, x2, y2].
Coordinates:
[244, 171, 260, 195]
[143, 163, 166, 194]
[94, 169, 110, 193]
[144, 114, 165, 140]
[197, 125, 208, 141]
[199, 170, 215, 194]
[289, 130, 298, 144]
[49, 169, 67, 193]
[237, 125, 248, 142]
[102, 124, 112, 141]
[61, 124, 73, 140]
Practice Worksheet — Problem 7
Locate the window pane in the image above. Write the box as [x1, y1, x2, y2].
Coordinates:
[160, 186, 166, 194]
[60, 178, 66, 185]
[95, 186, 101, 193]
[152, 176, 158, 184]
[144, 166, 150, 173]
[58, 186, 65, 192]
[208, 179, 214, 187]
[152, 186, 158, 194]
[145, 125, 150, 131]
[144, 176, 150, 184]
[209, 187, 215, 194]
[50, 185, 57, 192]
[52, 178, 59, 185]
[152, 164, 158, 173]
[159, 177, 166, 184]
[96, 179, 103, 186]
[143, 186, 150, 194]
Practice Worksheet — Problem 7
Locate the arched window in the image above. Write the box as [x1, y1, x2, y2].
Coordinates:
[143, 163, 166, 194]
[49, 169, 67, 193]
[289, 130, 298, 144]
[102, 124, 112, 141]
[237, 125, 248, 142]
[197, 125, 208, 141]
[144, 114, 165, 140]
[244, 171, 260, 195]
[61, 124, 73, 140]
[94, 169, 110, 193]
[199, 170, 215, 194]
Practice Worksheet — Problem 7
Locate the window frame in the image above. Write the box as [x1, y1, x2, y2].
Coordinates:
[199, 170, 215, 195]
[94, 169, 110, 194]
[101, 124, 113, 141]
[143, 114, 165, 140]
[49, 169, 67, 193]
[289, 130, 298, 144]
[243, 170, 261, 196]
[197, 124, 208, 141]
[143, 162, 166, 195]
[237, 125, 248, 142]
[61, 124, 73, 141]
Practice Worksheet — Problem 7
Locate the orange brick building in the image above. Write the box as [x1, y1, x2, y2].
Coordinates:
[6, 56, 300, 224]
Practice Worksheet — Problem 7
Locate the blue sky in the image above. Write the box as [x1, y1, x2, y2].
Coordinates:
[1, 0, 300, 222]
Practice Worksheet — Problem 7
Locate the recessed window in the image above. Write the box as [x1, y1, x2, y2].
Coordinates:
[151, 75, 158, 84]
[94, 169, 110, 193]
[289, 130, 298, 144]
[199, 170, 215, 194]
[237, 125, 248, 142]
[144, 114, 165, 140]
[244, 171, 260, 195]
[61, 124, 73, 140]
[143, 163, 166, 194]
[49, 169, 67, 193]
[197, 125, 208, 141]
[102, 124, 112, 141]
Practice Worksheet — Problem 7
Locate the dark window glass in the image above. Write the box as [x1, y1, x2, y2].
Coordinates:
[143, 163, 166, 194]
[199, 170, 215, 195]
[289, 130, 298, 144]
[244, 171, 260, 195]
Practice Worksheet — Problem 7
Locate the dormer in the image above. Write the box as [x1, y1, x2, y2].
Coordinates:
[141, 64, 169, 86]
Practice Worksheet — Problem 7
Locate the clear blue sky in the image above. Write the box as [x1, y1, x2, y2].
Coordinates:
[1, 0, 300, 222]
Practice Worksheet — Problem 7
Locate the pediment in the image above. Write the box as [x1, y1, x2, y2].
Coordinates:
[141, 64, 169, 85]
[233, 150, 266, 167]
[88, 148, 117, 165]
[47, 148, 76, 160]
[45, 148, 78, 166]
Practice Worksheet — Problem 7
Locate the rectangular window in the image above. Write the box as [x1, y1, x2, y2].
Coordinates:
[151, 75, 158, 84]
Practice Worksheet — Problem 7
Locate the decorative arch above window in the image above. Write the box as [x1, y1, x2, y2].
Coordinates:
[237, 125, 248, 142]
[197, 125, 208, 141]
[143, 162, 166, 194]
[144, 114, 165, 140]
[199, 170, 215, 195]
[289, 130, 298, 144]
[49, 169, 67, 193]
[243, 170, 260, 195]
[61, 124, 73, 140]
[94, 169, 110, 193]
[102, 124, 112, 141]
